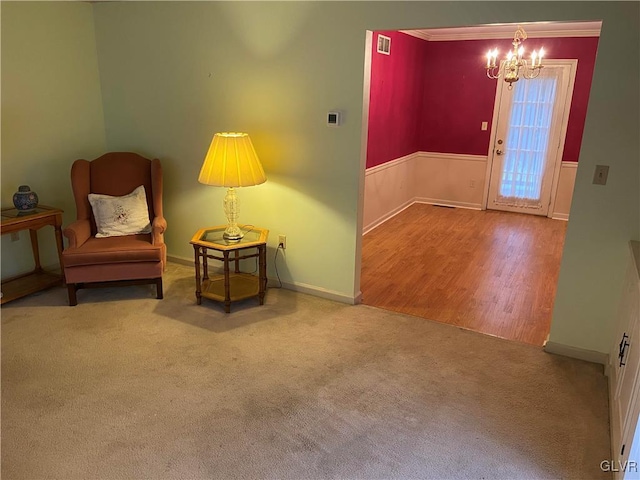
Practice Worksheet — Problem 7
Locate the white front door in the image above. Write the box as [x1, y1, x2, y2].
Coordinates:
[486, 61, 576, 216]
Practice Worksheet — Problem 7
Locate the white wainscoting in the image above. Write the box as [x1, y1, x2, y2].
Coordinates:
[364, 151, 486, 234]
[363, 152, 418, 234]
[551, 161, 578, 221]
[413, 152, 487, 209]
[364, 152, 578, 234]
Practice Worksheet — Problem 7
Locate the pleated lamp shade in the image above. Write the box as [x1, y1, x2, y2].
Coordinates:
[198, 132, 267, 187]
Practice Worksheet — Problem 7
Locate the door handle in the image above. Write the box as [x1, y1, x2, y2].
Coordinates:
[619, 333, 630, 367]
[496, 149, 503, 155]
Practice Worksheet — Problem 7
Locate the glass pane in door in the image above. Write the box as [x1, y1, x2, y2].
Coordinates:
[497, 70, 558, 208]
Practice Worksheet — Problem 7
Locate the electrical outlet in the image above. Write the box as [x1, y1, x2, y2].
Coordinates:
[481, 121, 488, 131]
[278, 234, 286, 249]
[10, 232, 19, 242]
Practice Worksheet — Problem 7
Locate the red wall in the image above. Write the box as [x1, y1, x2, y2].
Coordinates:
[535, 37, 598, 162]
[366, 31, 427, 169]
[367, 33, 599, 167]
[420, 37, 599, 161]
[419, 39, 499, 156]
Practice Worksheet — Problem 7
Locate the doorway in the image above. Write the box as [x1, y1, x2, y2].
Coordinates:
[485, 60, 578, 217]
[357, 23, 601, 345]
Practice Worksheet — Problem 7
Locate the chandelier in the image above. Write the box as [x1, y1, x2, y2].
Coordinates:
[485, 26, 545, 89]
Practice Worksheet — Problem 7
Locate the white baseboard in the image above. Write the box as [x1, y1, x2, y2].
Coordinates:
[414, 197, 482, 211]
[1, 262, 62, 283]
[551, 213, 569, 221]
[363, 199, 414, 235]
[354, 290, 363, 305]
[364, 198, 482, 235]
[168, 256, 357, 305]
[167, 255, 192, 266]
[364, 151, 487, 235]
[364, 196, 482, 235]
[362, 197, 482, 235]
[276, 280, 359, 305]
[544, 341, 609, 365]
[168, 255, 225, 276]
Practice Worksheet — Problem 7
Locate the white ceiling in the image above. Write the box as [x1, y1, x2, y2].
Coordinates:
[401, 21, 602, 42]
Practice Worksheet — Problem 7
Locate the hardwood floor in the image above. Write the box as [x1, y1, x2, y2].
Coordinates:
[360, 204, 567, 346]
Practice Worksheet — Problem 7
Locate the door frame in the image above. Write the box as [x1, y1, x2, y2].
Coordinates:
[481, 59, 578, 218]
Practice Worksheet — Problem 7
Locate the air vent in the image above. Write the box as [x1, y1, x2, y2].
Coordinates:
[377, 34, 391, 55]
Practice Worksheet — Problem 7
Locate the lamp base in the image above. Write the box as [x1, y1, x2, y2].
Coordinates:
[223, 187, 242, 241]
[223, 225, 243, 242]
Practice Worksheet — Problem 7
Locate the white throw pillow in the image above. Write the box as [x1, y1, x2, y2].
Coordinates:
[88, 185, 152, 238]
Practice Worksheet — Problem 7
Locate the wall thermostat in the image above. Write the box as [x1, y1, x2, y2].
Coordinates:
[327, 111, 341, 126]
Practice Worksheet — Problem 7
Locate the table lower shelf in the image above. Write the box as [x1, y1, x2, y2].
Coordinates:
[200, 273, 261, 302]
[1, 270, 63, 305]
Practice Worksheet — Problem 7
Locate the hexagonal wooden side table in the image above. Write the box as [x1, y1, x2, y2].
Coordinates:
[190, 225, 268, 313]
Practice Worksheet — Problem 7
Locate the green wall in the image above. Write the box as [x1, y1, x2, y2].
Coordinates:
[549, 4, 640, 353]
[91, 1, 639, 353]
[2, 1, 638, 356]
[91, 1, 365, 300]
[1, 2, 106, 278]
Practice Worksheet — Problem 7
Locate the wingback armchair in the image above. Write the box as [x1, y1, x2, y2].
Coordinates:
[62, 152, 167, 306]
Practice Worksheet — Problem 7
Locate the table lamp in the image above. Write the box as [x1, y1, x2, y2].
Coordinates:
[198, 132, 267, 241]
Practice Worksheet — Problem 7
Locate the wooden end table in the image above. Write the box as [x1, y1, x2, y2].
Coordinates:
[1, 205, 64, 304]
[190, 225, 269, 313]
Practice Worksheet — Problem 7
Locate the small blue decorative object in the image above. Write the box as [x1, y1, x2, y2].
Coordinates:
[13, 185, 38, 212]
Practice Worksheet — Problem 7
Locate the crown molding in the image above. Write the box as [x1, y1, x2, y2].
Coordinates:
[400, 22, 602, 42]
[403, 30, 433, 41]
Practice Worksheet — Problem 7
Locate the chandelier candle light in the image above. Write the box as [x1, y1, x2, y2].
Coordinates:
[486, 26, 545, 89]
[198, 132, 267, 241]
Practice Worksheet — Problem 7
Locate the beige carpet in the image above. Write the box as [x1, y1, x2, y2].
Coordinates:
[1, 263, 610, 479]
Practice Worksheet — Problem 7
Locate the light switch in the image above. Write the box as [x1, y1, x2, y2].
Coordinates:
[593, 165, 609, 185]
[481, 121, 488, 131]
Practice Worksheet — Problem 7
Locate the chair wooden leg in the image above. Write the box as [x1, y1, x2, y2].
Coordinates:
[67, 284, 78, 306]
[156, 277, 163, 299]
